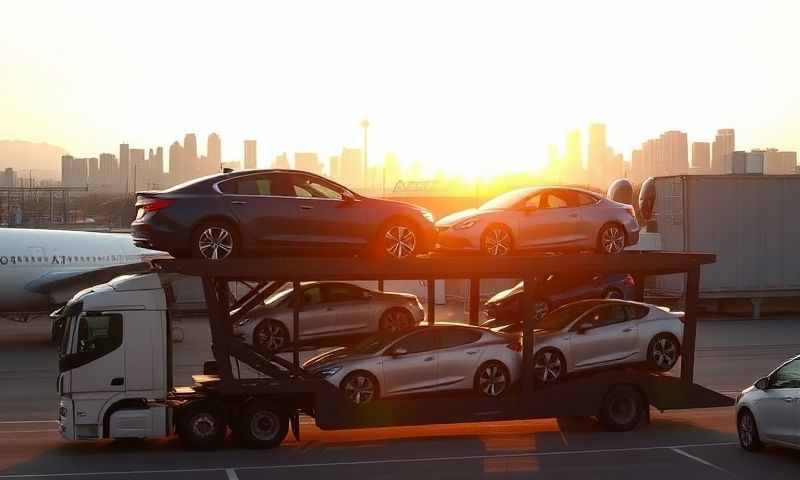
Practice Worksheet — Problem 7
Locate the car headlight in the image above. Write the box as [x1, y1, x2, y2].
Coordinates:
[421, 210, 435, 223]
[235, 317, 253, 327]
[454, 218, 479, 230]
[317, 366, 343, 378]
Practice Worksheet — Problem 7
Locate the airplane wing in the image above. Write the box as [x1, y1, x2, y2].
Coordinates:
[25, 262, 153, 304]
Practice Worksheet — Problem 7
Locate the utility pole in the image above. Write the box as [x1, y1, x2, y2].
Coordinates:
[361, 118, 369, 190]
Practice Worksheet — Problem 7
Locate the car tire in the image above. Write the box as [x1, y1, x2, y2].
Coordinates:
[253, 320, 291, 355]
[481, 224, 513, 256]
[737, 409, 764, 452]
[596, 223, 626, 254]
[647, 333, 681, 372]
[176, 401, 227, 451]
[340, 371, 380, 406]
[237, 400, 289, 449]
[379, 308, 415, 333]
[376, 220, 420, 259]
[603, 288, 624, 300]
[599, 385, 645, 432]
[474, 361, 511, 398]
[191, 221, 239, 260]
[532, 348, 566, 385]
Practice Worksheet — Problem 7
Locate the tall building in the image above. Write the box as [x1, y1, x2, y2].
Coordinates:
[659, 131, 688, 176]
[630, 149, 644, 183]
[119, 143, 130, 193]
[329, 155, 340, 180]
[779, 151, 798, 174]
[73, 157, 89, 187]
[564, 129, 583, 184]
[691, 142, 711, 172]
[294, 153, 321, 174]
[587, 123, 607, 188]
[61, 155, 74, 186]
[168, 141, 183, 186]
[98, 153, 118, 192]
[340, 148, 364, 188]
[129, 149, 146, 190]
[88, 157, 99, 188]
[244, 140, 257, 169]
[207, 133, 221, 168]
[272, 152, 289, 169]
[712, 129, 735, 174]
[0, 168, 17, 187]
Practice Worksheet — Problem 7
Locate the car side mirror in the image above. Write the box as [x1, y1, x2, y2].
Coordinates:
[390, 347, 408, 357]
[341, 191, 356, 203]
[755, 376, 769, 390]
[576, 323, 594, 334]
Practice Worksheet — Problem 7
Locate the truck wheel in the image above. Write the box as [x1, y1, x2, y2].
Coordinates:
[237, 400, 289, 449]
[599, 385, 645, 432]
[177, 401, 227, 451]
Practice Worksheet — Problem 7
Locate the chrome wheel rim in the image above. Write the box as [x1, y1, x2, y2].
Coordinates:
[652, 337, 678, 370]
[600, 226, 625, 254]
[190, 413, 217, 439]
[478, 364, 508, 397]
[384, 226, 417, 258]
[533, 351, 562, 383]
[198, 227, 233, 260]
[382, 310, 412, 333]
[343, 375, 376, 405]
[256, 321, 288, 352]
[250, 411, 280, 441]
[739, 413, 754, 447]
[485, 228, 511, 256]
[609, 395, 637, 425]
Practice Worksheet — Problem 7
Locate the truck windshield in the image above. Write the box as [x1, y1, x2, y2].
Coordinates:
[58, 315, 76, 358]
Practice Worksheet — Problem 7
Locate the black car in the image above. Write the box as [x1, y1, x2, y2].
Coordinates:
[481, 272, 636, 329]
[132, 169, 436, 259]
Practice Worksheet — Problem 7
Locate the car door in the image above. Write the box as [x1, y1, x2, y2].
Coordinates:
[319, 283, 374, 336]
[219, 172, 299, 247]
[435, 327, 485, 391]
[381, 329, 439, 395]
[292, 285, 331, 339]
[569, 304, 639, 370]
[68, 313, 125, 395]
[517, 190, 582, 249]
[753, 359, 800, 445]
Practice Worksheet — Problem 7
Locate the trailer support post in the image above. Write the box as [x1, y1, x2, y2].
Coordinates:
[680, 266, 700, 384]
[201, 277, 235, 384]
[292, 280, 302, 368]
[469, 278, 480, 325]
[633, 274, 646, 302]
[427, 278, 435, 325]
[521, 274, 539, 395]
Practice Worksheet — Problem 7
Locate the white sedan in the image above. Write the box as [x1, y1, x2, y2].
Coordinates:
[736, 355, 800, 451]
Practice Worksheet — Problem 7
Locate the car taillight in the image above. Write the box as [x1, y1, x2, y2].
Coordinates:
[623, 275, 635, 287]
[506, 340, 523, 352]
[137, 198, 174, 212]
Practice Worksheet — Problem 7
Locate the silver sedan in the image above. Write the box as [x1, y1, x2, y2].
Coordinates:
[303, 324, 523, 405]
[435, 186, 640, 255]
[494, 299, 683, 384]
[234, 282, 425, 354]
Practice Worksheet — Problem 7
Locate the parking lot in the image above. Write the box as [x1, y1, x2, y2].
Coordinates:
[1, 307, 799, 479]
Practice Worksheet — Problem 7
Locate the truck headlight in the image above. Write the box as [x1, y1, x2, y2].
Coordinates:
[317, 366, 343, 378]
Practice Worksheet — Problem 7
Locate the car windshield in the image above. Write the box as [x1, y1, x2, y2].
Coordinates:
[351, 331, 408, 355]
[537, 301, 604, 331]
[263, 288, 294, 308]
[479, 188, 539, 210]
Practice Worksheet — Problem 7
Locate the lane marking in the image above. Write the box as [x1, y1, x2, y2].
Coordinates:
[0, 441, 739, 478]
[670, 447, 733, 475]
[0, 430, 58, 434]
[0, 421, 56, 424]
[225, 468, 240, 480]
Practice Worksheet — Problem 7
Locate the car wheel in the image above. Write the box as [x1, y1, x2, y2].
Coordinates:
[647, 334, 680, 372]
[176, 401, 227, 451]
[253, 320, 290, 355]
[192, 221, 238, 260]
[237, 400, 289, 449]
[475, 361, 511, 398]
[481, 225, 513, 256]
[378, 221, 419, 258]
[597, 223, 626, 254]
[599, 385, 645, 432]
[737, 409, 763, 452]
[379, 308, 415, 333]
[603, 288, 624, 300]
[340, 371, 380, 405]
[533, 348, 565, 384]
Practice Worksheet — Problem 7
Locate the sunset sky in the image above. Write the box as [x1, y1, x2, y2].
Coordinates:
[2, 0, 799, 176]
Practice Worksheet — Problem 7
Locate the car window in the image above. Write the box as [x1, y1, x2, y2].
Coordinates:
[577, 192, 599, 206]
[542, 190, 577, 209]
[291, 175, 343, 200]
[523, 193, 542, 209]
[439, 328, 482, 349]
[627, 305, 649, 320]
[300, 286, 323, 306]
[770, 359, 800, 389]
[579, 304, 628, 329]
[76, 314, 122, 355]
[324, 284, 365, 302]
[393, 329, 437, 354]
[219, 174, 275, 196]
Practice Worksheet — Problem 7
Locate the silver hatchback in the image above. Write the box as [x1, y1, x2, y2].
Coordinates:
[435, 186, 640, 255]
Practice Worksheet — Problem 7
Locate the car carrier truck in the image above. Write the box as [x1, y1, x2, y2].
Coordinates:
[55, 253, 732, 450]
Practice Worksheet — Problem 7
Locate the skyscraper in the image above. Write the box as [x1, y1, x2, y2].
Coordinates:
[564, 129, 583, 184]
[658, 131, 688, 176]
[711, 129, 735, 174]
[691, 142, 710, 172]
[630, 149, 644, 183]
[119, 143, 130, 194]
[88, 157, 99, 188]
[98, 153, 117, 192]
[587, 123, 607, 188]
[244, 140, 257, 169]
[294, 152, 322, 174]
[169, 141, 183, 185]
[272, 152, 289, 169]
[130, 149, 146, 190]
[207, 133, 221, 171]
[61, 155, 74, 186]
[183, 134, 198, 179]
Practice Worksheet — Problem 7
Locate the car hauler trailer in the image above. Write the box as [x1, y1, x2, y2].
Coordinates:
[55, 252, 732, 450]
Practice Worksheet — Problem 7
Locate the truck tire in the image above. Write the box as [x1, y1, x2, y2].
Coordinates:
[598, 385, 645, 432]
[237, 400, 289, 449]
[177, 401, 227, 451]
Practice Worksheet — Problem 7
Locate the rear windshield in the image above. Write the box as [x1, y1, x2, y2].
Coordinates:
[160, 174, 224, 192]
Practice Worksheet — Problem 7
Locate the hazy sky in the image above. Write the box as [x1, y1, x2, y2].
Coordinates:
[2, 0, 799, 175]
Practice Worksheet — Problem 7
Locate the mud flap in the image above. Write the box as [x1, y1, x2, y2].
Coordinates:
[290, 412, 300, 441]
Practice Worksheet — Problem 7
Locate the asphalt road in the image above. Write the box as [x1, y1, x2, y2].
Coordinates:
[1, 313, 799, 479]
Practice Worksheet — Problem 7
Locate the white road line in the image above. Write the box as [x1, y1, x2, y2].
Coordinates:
[224, 468, 240, 480]
[671, 447, 732, 475]
[0, 421, 56, 424]
[0, 441, 739, 478]
[0, 430, 58, 434]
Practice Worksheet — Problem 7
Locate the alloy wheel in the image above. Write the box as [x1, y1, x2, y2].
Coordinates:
[478, 364, 508, 397]
[651, 337, 678, 370]
[250, 411, 280, 442]
[343, 374, 376, 405]
[190, 413, 218, 439]
[198, 227, 234, 260]
[256, 321, 288, 353]
[381, 310, 413, 333]
[608, 395, 637, 426]
[484, 228, 511, 256]
[384, 226, 417, 258]
[600, 226, 625, 254]
[533, 350, 563, 383]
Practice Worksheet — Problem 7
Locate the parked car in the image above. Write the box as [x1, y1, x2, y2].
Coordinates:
[132, 169, 436, 259]
[736, 355, 800, 451]
[303, 324, 523, 405]
[493, 299, 683, 384]
[481, 273, 636, 328]
[435, 186, 639, 255]
[233, 282, 425, 354]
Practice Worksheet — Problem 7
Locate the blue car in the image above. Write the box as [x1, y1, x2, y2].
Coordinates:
[132, 169, 436, 259]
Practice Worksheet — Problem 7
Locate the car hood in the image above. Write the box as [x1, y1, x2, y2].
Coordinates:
[436, 208, 499, 228]
[486, 285, 522, 305]
[303, 347, 372, 371]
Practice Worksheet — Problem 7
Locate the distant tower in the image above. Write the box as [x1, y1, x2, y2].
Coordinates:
[587, 123, 607, 188]
[169, 141, 184, 185]
[183, 133, 198, 179]
[119, 143, 130, 194]
[712, 129, 735, 174]
[244, 140, 257, 169]
[691, 142, 711, 172]
[61, 155, 75, 187]
[564, 129, 583, 184]
[207, 133, 221, 172]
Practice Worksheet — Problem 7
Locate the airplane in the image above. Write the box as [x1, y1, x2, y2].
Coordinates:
[0, 228, 165, 323]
